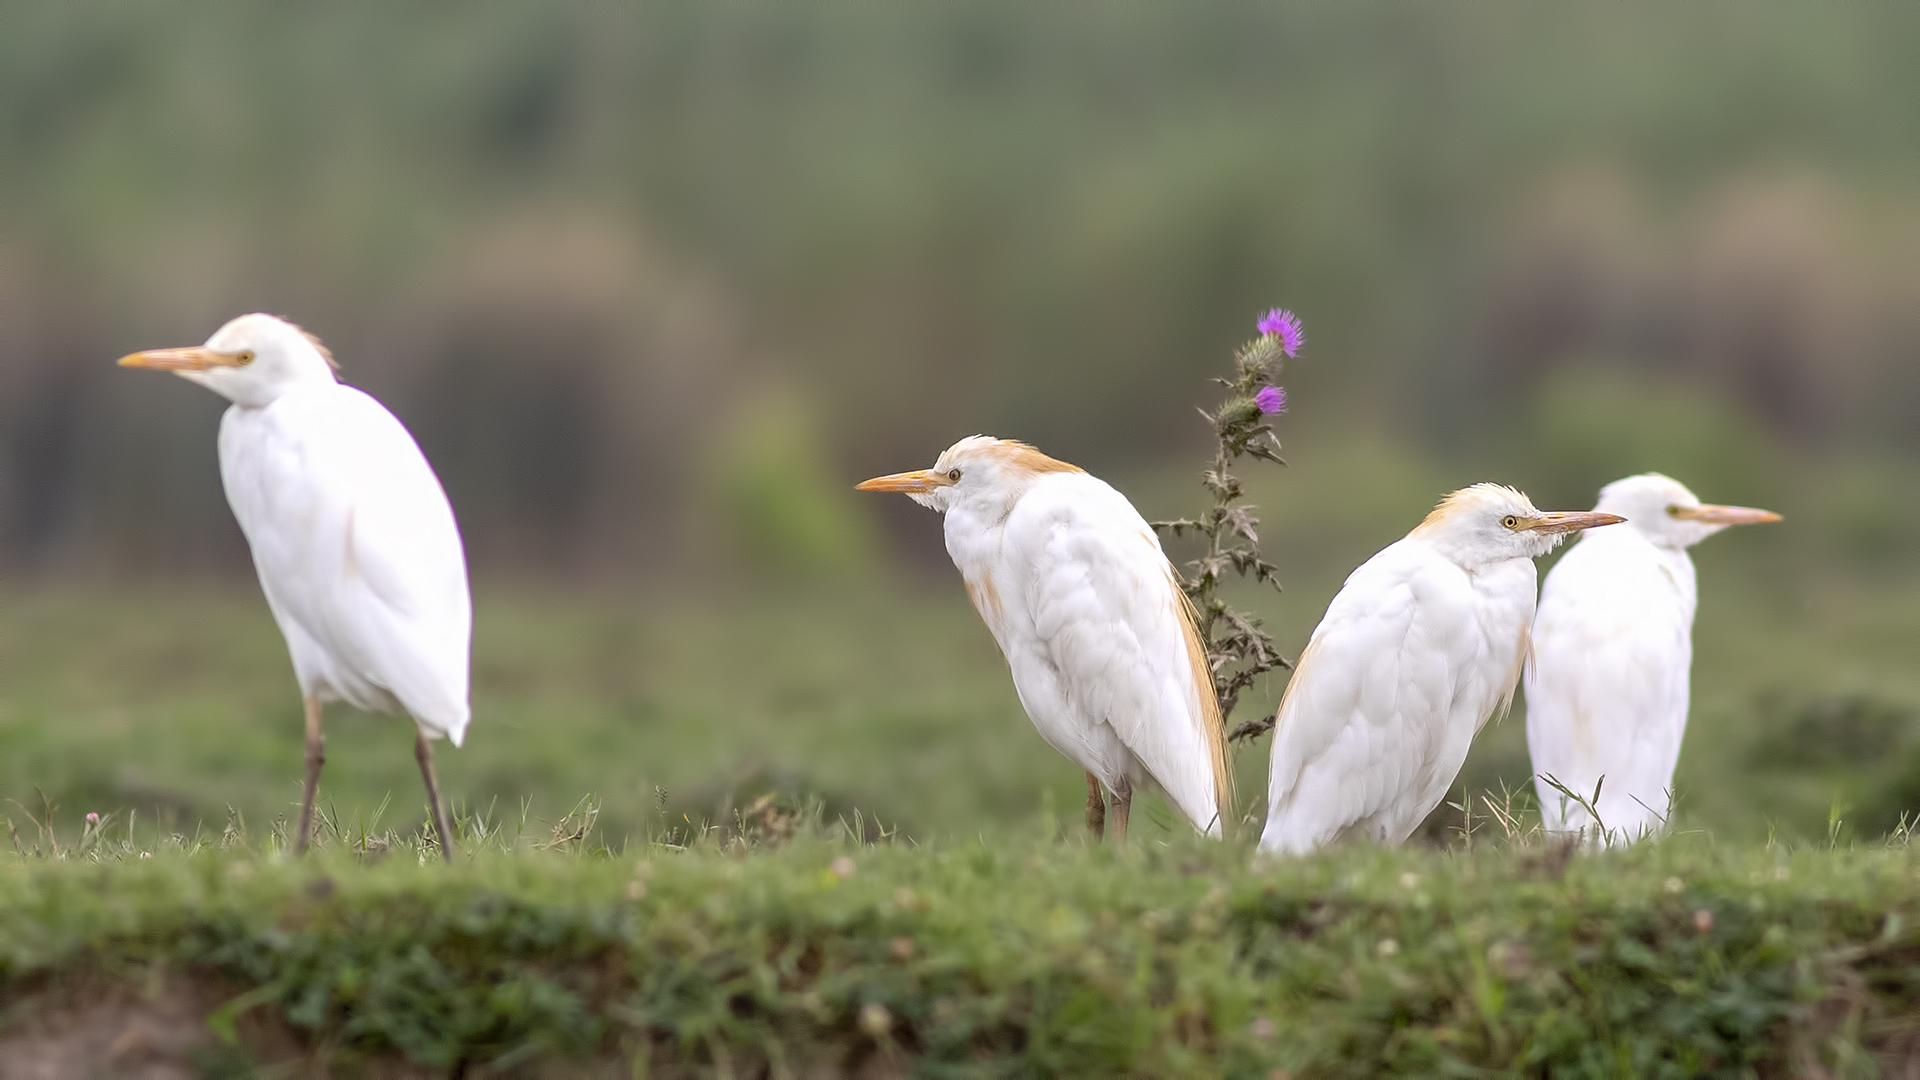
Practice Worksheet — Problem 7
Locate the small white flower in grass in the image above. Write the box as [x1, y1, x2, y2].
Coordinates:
[858, 1002, 892, 1038]
[1399, 872, 1419, 889]
[1377, 938, 1399, 957]
[1664, 877, 1684, 894]
[831, 856, 856, 879]
[1488, 942, 1532, 978]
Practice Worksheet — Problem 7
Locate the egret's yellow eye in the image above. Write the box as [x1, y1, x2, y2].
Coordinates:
[1501, 515, 1520, 529]
[948, 469, 962, 482]
[1666, 505, 1683, 517]
[236, 350, 256, 366]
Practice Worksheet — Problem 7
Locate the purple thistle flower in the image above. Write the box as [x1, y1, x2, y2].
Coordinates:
[1255, 386, 1287, 415]
[86, 812, 100, 824]
[1256, 307, 1305, 357]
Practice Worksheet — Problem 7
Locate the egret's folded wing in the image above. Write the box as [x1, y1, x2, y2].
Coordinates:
[223, 386, 471, 737]
[1002, 475, 1227, 831]
[1266, 559, 1419, 814]
[1262, 543, 1489, 849]
[323, 389, 471, 734]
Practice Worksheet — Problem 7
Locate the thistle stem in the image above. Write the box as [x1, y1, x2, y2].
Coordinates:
[1151, 324, 1301, 745]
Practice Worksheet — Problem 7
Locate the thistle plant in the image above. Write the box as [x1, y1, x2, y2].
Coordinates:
[1152, 308, 1304, 744]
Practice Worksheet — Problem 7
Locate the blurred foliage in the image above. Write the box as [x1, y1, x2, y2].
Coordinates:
[1748, 692, 1914, 773]
[1858, 749, 1920, 841]
[0, 3, 1915, 575]
[1505, 364, 1781, 513]
[697, 386, 879, 579]
[1742, 691, 1920, 841]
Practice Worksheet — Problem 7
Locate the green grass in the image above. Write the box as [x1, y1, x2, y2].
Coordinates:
[4, 823, 1920, 1076]
[3, 431, 1919, 1071]
[0, 581, 1050, 847]
[5, 437, 1920, 852]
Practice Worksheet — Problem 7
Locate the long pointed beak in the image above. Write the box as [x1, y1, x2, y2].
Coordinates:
[1671, 503, 1783, 526]
[117, 346, 247, 372]
[1524, 511, 1627, 535]
[855, 469, 946, 494]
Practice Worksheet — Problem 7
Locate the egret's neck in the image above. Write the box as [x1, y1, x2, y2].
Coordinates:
[940, 482, 1035, 576]
[943, 497, 1010, 574]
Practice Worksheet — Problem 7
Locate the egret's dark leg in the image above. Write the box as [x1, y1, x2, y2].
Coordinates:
[415, 728, 456, 863]
[1109, 784, 1132, 843]
[295, 696, 324, 855]
[1084, 772, 1106, 839]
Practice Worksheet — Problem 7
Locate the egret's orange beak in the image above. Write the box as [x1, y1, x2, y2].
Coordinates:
[855, 469, 951, 494]
[117, 346, 250, 372]
[1670, 504, 1783, 526]
[1522, 511, 1627, 535]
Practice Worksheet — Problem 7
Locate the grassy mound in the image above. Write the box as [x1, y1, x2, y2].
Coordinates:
[4, 820, 1919, 1077]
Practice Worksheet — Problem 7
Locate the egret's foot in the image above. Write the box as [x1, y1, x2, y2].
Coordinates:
[1084, 772, 1106, 839]
[415, 729, 456, 863]
[295, 696, 324, 855]
[1109, 787, 1132, 843]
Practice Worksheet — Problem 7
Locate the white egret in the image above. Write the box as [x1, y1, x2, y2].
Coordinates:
[1526, 473, 1780, 842]
[1259, 484, 1622, 854]
[119, 314, 471, 860]
[857, 436, 1228, 839]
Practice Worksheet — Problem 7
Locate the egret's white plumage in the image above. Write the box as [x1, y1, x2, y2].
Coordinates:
[1259, 484, 1622, 855]
[120, 314, 470, 858]
[1526, 473, 1780, 843]
[858, 436, 1228, 839]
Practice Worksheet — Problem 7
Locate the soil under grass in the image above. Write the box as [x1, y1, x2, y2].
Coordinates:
[5, 829, 1920, 1077]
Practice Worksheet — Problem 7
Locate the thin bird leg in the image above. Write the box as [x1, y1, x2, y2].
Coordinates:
[414, 728, 456, 863]
[1109, 784, 1132, 843]
[1084, 772, 1106, 839]
[295, 696, 324, 855]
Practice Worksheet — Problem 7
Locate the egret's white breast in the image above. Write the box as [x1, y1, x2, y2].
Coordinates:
[1526, 526, 1698, 839]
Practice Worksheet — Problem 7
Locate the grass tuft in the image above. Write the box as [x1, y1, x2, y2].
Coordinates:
[7, 817, 1920, 1075]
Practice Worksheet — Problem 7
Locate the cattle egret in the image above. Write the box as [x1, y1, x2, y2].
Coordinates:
[857, 436, 1228, 840]
[1259, 484, 1623, 854]
[119, 314, 470, 861]
[1526, 473, 1780, 842]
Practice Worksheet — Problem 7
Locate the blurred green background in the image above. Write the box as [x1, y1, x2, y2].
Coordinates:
[0, 4, 1916, 845]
